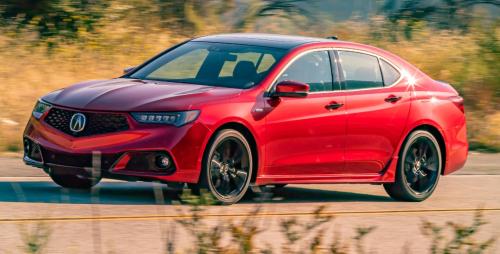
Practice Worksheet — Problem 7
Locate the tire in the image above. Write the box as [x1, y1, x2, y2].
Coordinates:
[383, 130, 442, 202]
[195, 129, 253, 205]
[50, 173, 100, 189]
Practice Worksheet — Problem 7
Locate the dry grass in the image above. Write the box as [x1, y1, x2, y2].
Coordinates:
[156, 191, 499, 253]
[0, 18, 498, 152]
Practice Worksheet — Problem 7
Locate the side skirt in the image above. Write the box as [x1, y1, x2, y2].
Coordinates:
[255, 156, 399, 185]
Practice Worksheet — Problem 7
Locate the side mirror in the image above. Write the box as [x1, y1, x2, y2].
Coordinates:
[123, 66, 136, 74]
[272, 80, 309, 98]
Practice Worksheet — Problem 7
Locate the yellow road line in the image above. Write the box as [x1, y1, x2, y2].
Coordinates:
[1, 208, 499, 224]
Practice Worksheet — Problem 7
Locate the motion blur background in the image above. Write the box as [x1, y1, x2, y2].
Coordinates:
[0, 0, 498, 153]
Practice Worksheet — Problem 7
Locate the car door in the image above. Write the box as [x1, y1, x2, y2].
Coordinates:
[336, 50, 411, 174]
[263, 50, 346, 177]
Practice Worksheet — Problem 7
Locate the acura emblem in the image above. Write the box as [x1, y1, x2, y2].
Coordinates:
[69, 113, 86, 133]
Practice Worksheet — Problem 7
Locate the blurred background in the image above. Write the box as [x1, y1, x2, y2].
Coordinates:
[0, 0, 498, 154]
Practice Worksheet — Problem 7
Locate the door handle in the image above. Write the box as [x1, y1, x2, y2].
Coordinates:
[325, 102, 344, 110]
[384, 95, 402, 103]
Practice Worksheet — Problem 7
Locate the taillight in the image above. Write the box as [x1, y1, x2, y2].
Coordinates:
[449, 96, 464, 113]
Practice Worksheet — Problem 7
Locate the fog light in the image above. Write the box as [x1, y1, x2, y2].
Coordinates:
[155, 155, 171, 169]
[24, 138, 30, 155]
[24, 138, 42, 162]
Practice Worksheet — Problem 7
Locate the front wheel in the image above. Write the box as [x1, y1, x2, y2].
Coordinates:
[384, 130, 442, 202]
[195, 129, 253, 205]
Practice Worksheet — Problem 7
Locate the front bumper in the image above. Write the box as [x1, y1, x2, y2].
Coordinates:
[23, 110, 211, 183]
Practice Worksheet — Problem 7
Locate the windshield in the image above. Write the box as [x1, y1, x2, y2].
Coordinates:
[129, 41, 287, 89]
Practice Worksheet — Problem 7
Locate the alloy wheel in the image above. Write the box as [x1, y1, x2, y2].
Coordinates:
[204, 130, 253, 204]
[403, 136, 440, 194]
[383, 130, 442, 202]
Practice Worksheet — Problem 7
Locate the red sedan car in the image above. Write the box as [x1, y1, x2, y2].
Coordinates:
[23, 33, 468, 204]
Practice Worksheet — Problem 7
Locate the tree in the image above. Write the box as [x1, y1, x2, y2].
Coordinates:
[0, 0, 108, 42]
[156, 0, 310, 34]
[236, 0, 311, 31]
[382, 0, 500, 37]
[0, 0, 311, 42]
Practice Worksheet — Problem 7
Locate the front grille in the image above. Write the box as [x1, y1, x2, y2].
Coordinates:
[44, 108, 129, 137]
[41, 147, 121, 170]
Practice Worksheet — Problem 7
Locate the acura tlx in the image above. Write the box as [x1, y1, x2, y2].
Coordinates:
[23, 33, 468, 204]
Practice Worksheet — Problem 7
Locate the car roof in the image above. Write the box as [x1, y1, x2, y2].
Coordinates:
[192, 33, 334, 49]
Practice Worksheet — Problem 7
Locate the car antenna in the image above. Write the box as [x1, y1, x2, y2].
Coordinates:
[326, 36, 338, 40]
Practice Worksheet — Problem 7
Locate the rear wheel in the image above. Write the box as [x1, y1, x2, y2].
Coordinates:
[384, 130, 442, 201]
[50, 172, 100, 189]
[195, 129, 253, 205]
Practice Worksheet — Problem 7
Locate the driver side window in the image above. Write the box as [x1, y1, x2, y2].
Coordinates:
[276, 51, 333, 92]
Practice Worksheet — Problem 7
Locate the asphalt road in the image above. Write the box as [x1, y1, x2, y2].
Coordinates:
[0, 153, 499, 253]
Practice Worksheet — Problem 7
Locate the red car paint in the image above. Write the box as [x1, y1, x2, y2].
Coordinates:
[23, 34, 468, 186]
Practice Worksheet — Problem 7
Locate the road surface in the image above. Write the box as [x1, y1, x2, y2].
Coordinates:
[0, 153, 498, 253]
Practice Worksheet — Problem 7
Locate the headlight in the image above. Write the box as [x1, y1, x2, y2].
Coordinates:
[32, 100, 52, 119]
[131, 110, 200, 127]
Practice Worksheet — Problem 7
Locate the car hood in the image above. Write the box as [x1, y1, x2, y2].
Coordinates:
[42, 78, 243, 111]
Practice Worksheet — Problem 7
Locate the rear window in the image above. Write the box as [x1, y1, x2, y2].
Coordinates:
[380, 59, 401, 86]
[338, 51, 383, 90]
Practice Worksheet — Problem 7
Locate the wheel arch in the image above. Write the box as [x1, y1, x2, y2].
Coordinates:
[407, 124, 447, 175]
[206, 122, 260, 183]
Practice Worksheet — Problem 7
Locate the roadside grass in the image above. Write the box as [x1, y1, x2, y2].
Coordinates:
[467, 112, 500, 153]
[6, 143, 21, 153]
[162, 191, 497, 254]
[16, 193, 496, 254]
[12, 217, 495, 254]
[421, 210, 496, 254]
[19, 222, 52, 254]
[469, 142, 500, 153]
